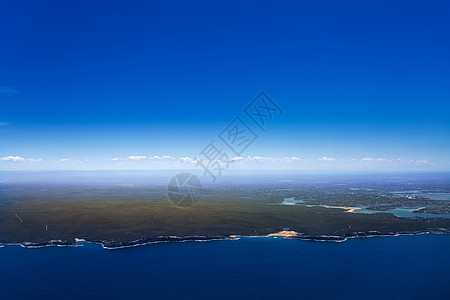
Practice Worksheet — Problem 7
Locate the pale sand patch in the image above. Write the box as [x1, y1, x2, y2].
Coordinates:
[330, 206, 361, 213]
[304, 205, 361, 213]
[267, 230, 302, 237]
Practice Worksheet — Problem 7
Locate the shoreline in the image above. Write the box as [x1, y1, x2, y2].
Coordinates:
[2, 229, 449, 250]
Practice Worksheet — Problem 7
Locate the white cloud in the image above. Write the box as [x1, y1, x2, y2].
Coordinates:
[27, 158, 43, 162]
[180, 157, 193, 163]
[282, 156, 308, 163]
[230, 156, 307, 164]
[161, 156, 175, 160]
[0, 153, 439, 171]
[318, 156, 336, 161]
[0, 156, 25, 162]
[127, 155, 177, 161]
[248, 156, 274, 163]
[360, 158, 432, 165]
[57, 158, 72, 162]
[128, 155, 148, 160]
[148, 155, 176, 160]
[0, 154, 435, 169]
[0, 156, 44, 163]
[361, 157, 388, 162]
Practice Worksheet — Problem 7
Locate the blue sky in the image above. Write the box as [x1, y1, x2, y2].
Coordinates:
[0, 0, 449, 171]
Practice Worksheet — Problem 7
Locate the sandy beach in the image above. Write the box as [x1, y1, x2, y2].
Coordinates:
[267, 231, 302, 238]
[304, 205, 361, 213]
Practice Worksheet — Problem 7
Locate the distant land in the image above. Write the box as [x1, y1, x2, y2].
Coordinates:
[1, 171, 449, 249]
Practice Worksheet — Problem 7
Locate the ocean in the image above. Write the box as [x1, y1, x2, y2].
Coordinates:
[1, 234, 449, 299]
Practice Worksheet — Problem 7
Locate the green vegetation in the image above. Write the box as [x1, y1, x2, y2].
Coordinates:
[1, 192, 449, 244]
[1, 172, 450, 245]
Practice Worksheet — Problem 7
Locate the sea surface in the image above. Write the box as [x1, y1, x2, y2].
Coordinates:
[1, 234, 449, 299]
[280, 197, 450, 218]
[354, 205, 450, 218]
[391, 191, 450, 201]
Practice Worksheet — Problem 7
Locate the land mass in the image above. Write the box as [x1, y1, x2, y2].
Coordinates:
[1, 172, 450, 248]
[1, 198, 450, 248]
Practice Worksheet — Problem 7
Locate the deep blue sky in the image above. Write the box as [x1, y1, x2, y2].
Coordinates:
[0, 0, 449, 171]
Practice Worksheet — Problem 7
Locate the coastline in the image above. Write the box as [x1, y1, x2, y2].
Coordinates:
[2, 229, 449, 250]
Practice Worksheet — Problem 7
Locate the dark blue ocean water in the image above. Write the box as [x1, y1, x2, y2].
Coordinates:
[1, 234, 449, 300]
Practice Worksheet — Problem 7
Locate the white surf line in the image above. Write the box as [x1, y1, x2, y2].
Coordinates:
[15, 214, 23, 222]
